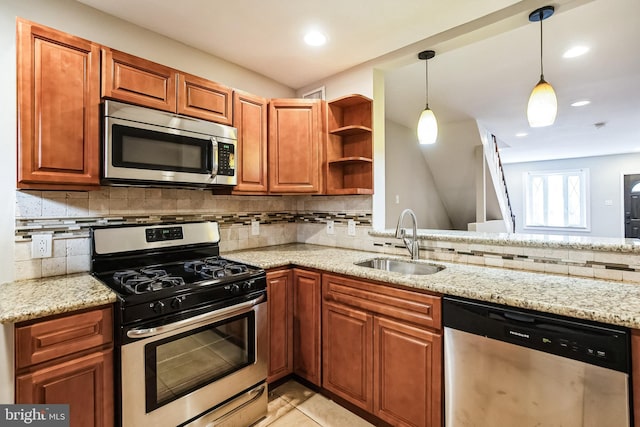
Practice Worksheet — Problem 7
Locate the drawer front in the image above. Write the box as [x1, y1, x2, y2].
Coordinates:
[322, 274, 441, 330]
[16, 307, 113, 369]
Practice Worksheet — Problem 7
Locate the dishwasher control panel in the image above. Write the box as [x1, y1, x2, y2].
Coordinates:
[444, 296, 630, 373]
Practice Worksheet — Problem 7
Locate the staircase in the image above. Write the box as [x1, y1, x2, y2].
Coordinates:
[468, 130, 515, 233]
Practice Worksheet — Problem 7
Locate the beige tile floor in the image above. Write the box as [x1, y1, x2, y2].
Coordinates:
[255, 380, 375, 427]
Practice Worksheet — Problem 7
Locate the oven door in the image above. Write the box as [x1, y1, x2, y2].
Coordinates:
[120, 295, 267, 427]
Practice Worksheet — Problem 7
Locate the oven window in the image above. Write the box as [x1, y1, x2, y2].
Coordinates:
[145, 311, 255, 412]
[112, 124, 210, 173]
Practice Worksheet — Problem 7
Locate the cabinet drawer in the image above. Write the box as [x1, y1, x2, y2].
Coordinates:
[322, 274, 441, 330]
[16, 307, 113, 369]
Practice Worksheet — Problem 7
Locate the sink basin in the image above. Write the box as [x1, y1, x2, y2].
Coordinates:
[354, 258, 445, 275]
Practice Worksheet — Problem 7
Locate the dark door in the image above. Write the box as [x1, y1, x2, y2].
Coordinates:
[624, 174, 640, 238]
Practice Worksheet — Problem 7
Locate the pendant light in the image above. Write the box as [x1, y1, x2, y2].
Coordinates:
[527, 5, 557, 128]
[417, 50, 438, 145]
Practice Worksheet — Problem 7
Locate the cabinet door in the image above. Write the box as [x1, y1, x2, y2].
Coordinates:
[322, 301, 373, 412]
[16, 19, 100, 190]
[177, 73, 232, 124]
[293, 269, 321, 386]
[268, 99, 323, 193]
[374, 316, 442, 427]
[16, 349, 114, 427]
[266, 269, 293, 383]
[101, 48, 176, 112]
[233, 91, 268, 193]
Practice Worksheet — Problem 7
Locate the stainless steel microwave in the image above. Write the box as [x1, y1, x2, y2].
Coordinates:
[102, 100, 237, 187]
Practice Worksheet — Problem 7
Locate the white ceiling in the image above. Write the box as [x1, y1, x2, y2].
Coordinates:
[77, 0, 640, 164]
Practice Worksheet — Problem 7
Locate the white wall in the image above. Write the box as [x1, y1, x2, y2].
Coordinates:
[421, 119, 483, 230]
[0, 0, 298, 284]
[385, 120, 452, 229]
[503, 152, 640, 237]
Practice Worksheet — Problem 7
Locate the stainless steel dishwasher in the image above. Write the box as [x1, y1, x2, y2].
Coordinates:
[443, 296, 631, 427]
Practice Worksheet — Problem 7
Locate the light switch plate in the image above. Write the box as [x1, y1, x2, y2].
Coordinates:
[251, 220, 260, 236]
[326, 220, 335, 235]
[347, 220, 356, 236]
[32, 234, 52, 258]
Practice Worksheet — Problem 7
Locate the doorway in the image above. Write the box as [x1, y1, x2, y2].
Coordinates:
[623, 174, 640, 238]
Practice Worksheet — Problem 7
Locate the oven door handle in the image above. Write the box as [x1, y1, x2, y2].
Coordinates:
[126, 294, 265, 339]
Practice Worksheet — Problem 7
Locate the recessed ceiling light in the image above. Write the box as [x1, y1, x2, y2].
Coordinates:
[563, 46, 589, 58]
[571, 100, 591, 107]
[304, 30, 327, 46]
[516, 132, 528, 137]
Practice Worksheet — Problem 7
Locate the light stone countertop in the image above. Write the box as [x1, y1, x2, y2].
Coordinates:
[3, 243, 640, 328]
[0, 274, 117, 324]
[369, 229, 640, 252]
[224, 243, 640, 329]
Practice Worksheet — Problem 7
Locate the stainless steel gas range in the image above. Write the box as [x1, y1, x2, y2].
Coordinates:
[91, 222, 267, 427]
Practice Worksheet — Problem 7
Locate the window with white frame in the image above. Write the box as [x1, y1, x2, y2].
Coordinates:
[523, 169, 589, 230]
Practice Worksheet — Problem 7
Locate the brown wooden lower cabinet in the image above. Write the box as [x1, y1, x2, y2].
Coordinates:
[323, 301, 374, 412]
[322, 273, 442, 427]
[293, 268, 322, 386]
[16, 349, 114, 427]
[14, 306, 114, 427]
[267, 267, 322, 386]
[267, 268, 294, 383]
[374, 316, 442, 427]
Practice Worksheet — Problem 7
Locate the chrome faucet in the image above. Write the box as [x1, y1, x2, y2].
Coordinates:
[395, 209, 419, 260]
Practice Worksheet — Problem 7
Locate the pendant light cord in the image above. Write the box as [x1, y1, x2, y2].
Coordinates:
[539, 10, 544, 79]
[425, 58, 429, 109]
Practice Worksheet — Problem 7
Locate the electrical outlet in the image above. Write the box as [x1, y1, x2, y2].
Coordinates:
[347, 220, 356, 236]
[32, 234, 52, 258]
[251, 220, 260, 236]
[395, 194, 400, 204]
[326, 220, 335, 235]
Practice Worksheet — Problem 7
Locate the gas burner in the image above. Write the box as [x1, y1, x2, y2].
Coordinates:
[113, 268, 185, 294]
[184, 257, 249, 280]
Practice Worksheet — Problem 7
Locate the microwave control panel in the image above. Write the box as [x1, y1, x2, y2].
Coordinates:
[217, 142, 235, 177]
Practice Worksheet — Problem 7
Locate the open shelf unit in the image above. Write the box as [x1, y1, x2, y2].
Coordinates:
[326, 94, 373, 195]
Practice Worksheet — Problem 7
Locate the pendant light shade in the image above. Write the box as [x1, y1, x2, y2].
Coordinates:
[417, 108, 438, 145]
[417, 50, 438, 145]
[527, 77, 557, 127]
[527, 6, 557, 128]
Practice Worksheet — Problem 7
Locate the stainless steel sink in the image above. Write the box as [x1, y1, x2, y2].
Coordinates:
[354, 258, 445, 275]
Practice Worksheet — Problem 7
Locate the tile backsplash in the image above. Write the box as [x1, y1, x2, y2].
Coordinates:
[13, 188, 640, 285]
[14, 188, 373, 281]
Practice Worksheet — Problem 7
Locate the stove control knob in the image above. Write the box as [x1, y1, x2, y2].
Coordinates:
[170, 297, 183, 310]
[151, 301, 165, 314]
[229, 284, 241, 295]
[242, 281, 254, 290]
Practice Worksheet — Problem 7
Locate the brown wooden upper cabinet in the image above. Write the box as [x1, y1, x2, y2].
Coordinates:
[233, 90, 268, 193]
[102, 48, 232, 125]
[16, 18, 101, 190]
[268, 99, 323, 193]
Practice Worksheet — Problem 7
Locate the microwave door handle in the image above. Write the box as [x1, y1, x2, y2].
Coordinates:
[211, 137, 219, 179]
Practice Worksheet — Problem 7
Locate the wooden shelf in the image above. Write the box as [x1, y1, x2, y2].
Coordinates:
[326, 94, 373, 195]
[330, 125, 372, 136]
[329, 157, 373, 165]
[328, 94, 372, 108]
[328, 187, 374, 195]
